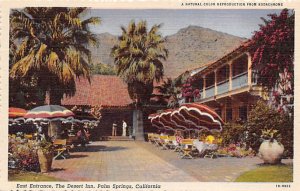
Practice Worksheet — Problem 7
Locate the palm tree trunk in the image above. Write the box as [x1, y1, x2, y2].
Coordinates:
[133, 109, 145, 141]
[48, 90, 63, 139]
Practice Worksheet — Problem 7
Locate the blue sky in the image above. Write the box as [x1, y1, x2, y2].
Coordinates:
[87, 9, 281, 38]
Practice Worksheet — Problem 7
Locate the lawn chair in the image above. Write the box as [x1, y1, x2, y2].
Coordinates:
[147, 133, 154, 143]
[159, 135, 169, 150]
[166, 136, 176, 149]
[53, 139, 69, 160]
[180, 139, 195, 159]
[173, 136, 183, 152]
[152, 134, 161, 147]
[24, 134, 33, 140]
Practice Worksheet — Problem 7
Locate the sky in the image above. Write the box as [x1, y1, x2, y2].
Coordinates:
[86, 9, 282, 38]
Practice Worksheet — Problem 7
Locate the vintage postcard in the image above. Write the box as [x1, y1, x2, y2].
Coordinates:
[0, 0, 299, 190]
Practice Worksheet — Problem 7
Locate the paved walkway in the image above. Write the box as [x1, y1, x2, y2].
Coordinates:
[47, 141, 292, 182]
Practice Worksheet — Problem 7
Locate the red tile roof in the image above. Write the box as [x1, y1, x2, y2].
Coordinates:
[61, 75, 133, 107]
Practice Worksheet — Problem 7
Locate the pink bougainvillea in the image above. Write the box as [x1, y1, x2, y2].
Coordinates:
[181, 77, 201, 102]
[249, 9, 294, 109]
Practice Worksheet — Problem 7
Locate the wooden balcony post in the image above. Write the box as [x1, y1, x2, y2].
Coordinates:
[214, 70, 217, 96]
[203, 76, 206, 98]
[247, 52, 252, 85]
[229, 61, 232, 91]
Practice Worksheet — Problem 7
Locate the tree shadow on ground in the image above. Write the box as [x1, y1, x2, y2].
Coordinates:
[100, 146, 127, 152]
[257, 162, 290, 167]
[70, 145, 127, 152]
[51, 168, 65, 172]
[67, 154, 88, 159]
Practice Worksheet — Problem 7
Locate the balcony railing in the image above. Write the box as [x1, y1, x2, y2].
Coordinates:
[192, 72, 254, 101]
[232, 72, 248, 90]
[217, 80, 229, 94]
[205, 86, 215, 98]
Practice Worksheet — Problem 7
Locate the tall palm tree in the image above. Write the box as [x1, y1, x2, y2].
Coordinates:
[111, 20, 168, 140]
[155, 78, 181, 108]
[10, 7, 101, 105]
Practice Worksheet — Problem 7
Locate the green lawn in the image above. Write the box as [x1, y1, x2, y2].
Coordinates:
[8, 170, 63, 181]
[235, 164, 293, 182]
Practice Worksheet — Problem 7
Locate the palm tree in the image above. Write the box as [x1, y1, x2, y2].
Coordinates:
[155, 78, 181, 108]
[111, 20, 168, 140]
[10, 7, 101, 105]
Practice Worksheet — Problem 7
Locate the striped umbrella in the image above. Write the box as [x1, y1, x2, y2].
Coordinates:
[9, 107, 27, 123]
[73, 111, 98, 123]
[9, 107, 27, 118]
[24, 105, 74, 122]
[149, 103, 224, 132]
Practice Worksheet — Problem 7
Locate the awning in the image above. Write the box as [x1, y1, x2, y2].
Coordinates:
[148, 103, 224, 132]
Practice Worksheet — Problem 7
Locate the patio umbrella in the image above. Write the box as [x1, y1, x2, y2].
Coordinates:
[150, 109, 184, 131]
[148, 113, 165, 130]
[176, 103, 224, 131]
[9, 107, 27, 123]
[24, 105, 74, 122]
[149, 103, 224, 132]
[72, 111, 98, 124]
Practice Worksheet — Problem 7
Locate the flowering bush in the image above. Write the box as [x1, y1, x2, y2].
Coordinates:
[217, 144, 255, 158]
[9, 135, 40, 172]
[181, 77, 201, 102]
[249, 9, 294, 95]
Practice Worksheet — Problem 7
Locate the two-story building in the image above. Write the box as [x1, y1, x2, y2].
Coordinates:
[184, 41, 267, 122]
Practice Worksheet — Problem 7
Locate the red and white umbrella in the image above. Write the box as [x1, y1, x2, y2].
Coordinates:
[149, 103, 224, 132]
[24, 105, 74, 122]
[9, 107, 27, 123]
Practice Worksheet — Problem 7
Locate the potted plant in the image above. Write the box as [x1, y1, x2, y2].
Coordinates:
[37, 139, 54, 173]
[258, 129, 284, 164]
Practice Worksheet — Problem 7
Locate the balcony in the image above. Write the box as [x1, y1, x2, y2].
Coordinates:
[205, 86, 215, 98]
[217, 80, 229, 95]
[232, 72, 248, 90]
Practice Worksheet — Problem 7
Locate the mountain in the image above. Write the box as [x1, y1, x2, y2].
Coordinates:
[89, 25, 246, 78]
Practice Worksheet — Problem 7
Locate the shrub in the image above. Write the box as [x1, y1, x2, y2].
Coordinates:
[9, 135, 40, 172]
[245, 100, 293, 157]
[220, 122, 246, 146]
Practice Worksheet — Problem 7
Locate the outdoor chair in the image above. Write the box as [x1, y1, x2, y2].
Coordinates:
[152, 134, 161, 147]
[166, 136, 176, 149]
[24, 134, 33, 140]
[159, 135, 169, 150]
[173, 137, 182, 152]
[53, 139, 69, 160]
[147, 133, 154, 143]
[180, 139, 195, 159]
